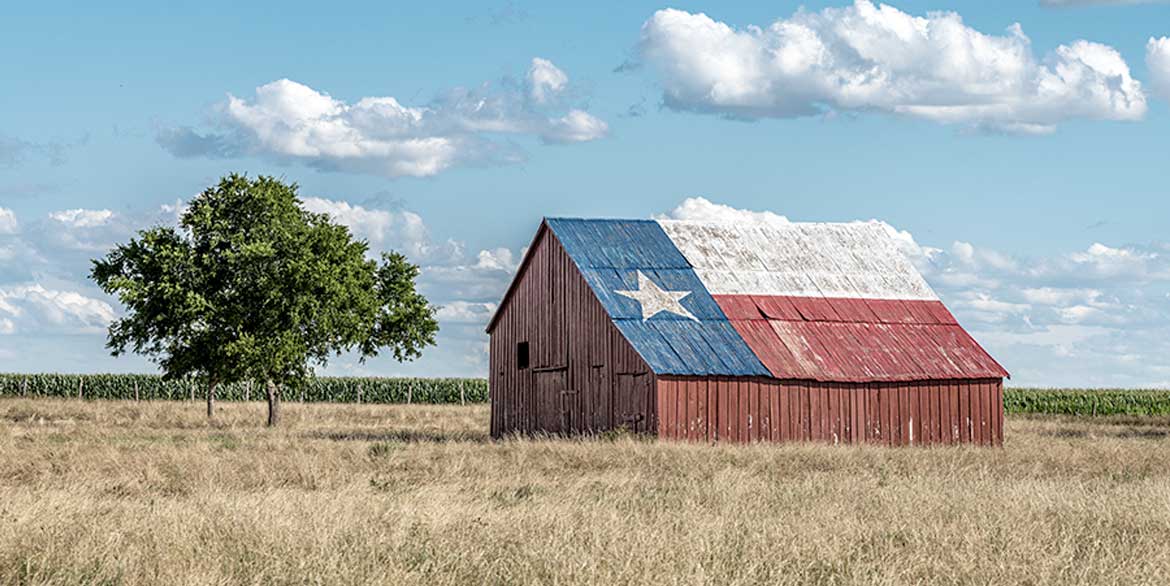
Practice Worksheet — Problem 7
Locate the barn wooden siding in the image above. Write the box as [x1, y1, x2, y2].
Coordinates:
[656, 377, 1004, 446]
[489, 227, 657, 438]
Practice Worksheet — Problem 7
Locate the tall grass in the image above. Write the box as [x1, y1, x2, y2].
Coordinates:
[2, 399, 1170, 584]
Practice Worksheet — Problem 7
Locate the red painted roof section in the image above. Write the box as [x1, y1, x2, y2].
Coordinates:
[715, 295, 1009, 383]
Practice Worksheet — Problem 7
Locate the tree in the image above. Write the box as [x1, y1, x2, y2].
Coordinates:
[91, 174, 438, 425]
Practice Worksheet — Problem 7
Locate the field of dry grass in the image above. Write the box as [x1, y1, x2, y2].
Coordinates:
[2, 399, 1170, 585]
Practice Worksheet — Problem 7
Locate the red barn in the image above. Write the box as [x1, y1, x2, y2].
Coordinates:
[486, 218, 1008, 445]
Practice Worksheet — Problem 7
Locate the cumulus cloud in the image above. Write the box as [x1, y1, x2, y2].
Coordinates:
[435, 301, 498, 324]
[541, 110, 610, 144]
[656, 196, 791, 228]
[157, 58, 607, 178]
[1148, 37, 1170, 100]
[638, 2, 1147, 133]
[661, 197, 1170, 387]
[473, 248, 519, 271]
[528, 58, 569, 104]
[48, 209, 115, 228]
[0, 284, 116, 335]
[36, 208, 147, 255]
[300, 197, 461, 263]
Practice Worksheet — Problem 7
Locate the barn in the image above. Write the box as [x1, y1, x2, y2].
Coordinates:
[486, 218, 1008, 446]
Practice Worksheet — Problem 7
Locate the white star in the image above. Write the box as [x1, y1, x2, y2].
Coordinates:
[614, 270, 699, 322]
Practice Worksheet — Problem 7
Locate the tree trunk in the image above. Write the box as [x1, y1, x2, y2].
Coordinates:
[206, 380, 217, 419]
[266, 379, 281, 427]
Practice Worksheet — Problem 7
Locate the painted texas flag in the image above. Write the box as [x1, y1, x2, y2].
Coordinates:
[546, 218, 1007, 382]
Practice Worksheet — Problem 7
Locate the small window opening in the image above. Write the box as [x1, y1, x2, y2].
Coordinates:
[517, 342, 530, 370]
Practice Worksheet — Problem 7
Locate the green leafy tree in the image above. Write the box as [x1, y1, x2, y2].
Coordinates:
[91, 174, 439, 425]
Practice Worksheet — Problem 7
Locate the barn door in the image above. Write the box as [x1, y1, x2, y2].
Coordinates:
[559, 389, 578, 432]
[615, 372, 652, 433]
[534, 368, 567, 434]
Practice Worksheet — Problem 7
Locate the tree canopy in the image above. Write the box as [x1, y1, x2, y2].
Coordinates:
[91, 174, 439, 423]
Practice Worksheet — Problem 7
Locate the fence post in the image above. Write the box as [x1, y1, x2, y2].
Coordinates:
[134, 380, 139, 402]
[78, 376, 84, 400]
[407, 380, 413, 404]
[460, 380, 465, 405]
[357, 384, 362, 404]
[190, 380, 194, 402]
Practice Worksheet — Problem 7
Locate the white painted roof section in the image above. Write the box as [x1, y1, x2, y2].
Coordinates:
[657, 220, 939, 300]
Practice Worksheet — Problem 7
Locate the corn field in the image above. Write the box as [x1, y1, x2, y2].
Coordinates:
[0, 373, 488, 404]
[1005, 387, 1170, 416]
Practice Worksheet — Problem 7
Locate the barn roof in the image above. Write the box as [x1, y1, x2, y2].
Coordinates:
[491, 217, 1008, 383]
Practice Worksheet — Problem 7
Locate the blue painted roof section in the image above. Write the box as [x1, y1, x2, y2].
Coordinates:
[547, 218, 770, 377]
[546, 218, 691, 269]
[580, 269, 725, 321]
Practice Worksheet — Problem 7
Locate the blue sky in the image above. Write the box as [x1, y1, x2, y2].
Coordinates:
[2, 0, 1169, 386]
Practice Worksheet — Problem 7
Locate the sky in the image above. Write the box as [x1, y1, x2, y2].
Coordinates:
[2, 0, 1170, 387]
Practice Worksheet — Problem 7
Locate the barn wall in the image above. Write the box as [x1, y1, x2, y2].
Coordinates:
[489, 228, 656, 437]
[656, 377, 1004, 446]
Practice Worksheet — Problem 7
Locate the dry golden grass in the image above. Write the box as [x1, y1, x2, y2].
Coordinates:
[2, 399, 1170, 585]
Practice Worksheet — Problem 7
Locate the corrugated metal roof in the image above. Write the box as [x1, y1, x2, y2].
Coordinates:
[550, 218, 770, 377]
[534, 217, 1007, 382]
[715, 296, 1008, 382]
[658, 220, 938, 300]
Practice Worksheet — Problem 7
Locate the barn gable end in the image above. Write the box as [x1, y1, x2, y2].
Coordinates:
[488, 223, 656, 436]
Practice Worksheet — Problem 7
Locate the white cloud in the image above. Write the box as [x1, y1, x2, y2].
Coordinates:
[158, 59, 608, 178]
[638, 2, 1147, 133]
[0, 284, 116, 334]
[0, 208, 18, 235]
[48, 208, 115, 228]
[1020, 287, 1104, 306]
[36, 208, 139, 254]
[1148, 37, 1170, 100]
[435, 301, 498, 324]
[656, 196, 791, 228]
[474, 247, 519, 272]
[953, 292, 1032, 317]
[528, 58, 568, 104]
[541, 110, 609, 144]
[300, 196, 461, 263]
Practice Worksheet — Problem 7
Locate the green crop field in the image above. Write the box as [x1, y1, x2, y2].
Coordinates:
[0, 373, 487, 404]
[1005, 387, 1170, 416]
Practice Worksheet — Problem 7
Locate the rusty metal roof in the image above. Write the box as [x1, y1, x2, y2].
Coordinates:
[493, 217, 1008, 382]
